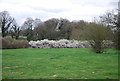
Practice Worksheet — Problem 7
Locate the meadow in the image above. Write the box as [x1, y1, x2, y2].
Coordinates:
[2, 48, 118, 79]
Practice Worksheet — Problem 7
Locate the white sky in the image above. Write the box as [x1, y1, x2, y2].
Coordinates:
[0, 0, 118, 25]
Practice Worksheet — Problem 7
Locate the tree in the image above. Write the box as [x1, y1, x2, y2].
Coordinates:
[58, 19, 72, 39]
[115, 0, 120, 50]
[70, 20, 88, 40]
[99, 10, 118, 30]
[56, 18, 72, 39]
[33, 18, 73, 40]
[10, 20, 21, 39]
[33, 23, 47, 40]
[0, 11, 14, 37]
[82, 23, 113, 53]
[21, 18, 34, 41]
[99, 8, 120, 50]
[44, 18, 58, 40]
[33, 18, 42, 28]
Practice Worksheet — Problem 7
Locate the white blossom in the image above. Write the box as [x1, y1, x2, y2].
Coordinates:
[29, 39, 92, 48]
[29, 39, 113, 48]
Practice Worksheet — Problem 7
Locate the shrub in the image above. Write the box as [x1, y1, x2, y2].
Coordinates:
[29, 39, 114, 49]
[12, 40, 29, 49]
[82, 23, 113, 53]
[29, 39, 91, 48]
[1, 36, 29, 49]
[2, 36, 13, 49]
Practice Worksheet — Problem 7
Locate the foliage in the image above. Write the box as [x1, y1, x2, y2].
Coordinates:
[2, 48, 118, 79]
[99, 9, 120, 50]
[1, 36, 29, 49]
[82, 23, 113, 53]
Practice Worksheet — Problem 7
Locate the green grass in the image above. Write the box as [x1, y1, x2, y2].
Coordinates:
[2, 48, 118, 79]
[0, 49, 2, 80]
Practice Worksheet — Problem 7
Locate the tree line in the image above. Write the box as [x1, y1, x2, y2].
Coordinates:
[0, 8, 120, 53]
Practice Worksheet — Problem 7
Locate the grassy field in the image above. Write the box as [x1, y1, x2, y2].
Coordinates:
[2, 48, 118, 79]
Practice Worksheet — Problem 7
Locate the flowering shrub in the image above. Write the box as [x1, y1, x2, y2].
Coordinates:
[29, 39, 91, 48]
[29, 39, 114, 49]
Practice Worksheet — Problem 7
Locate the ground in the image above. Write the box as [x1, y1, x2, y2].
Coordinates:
[2, 48, 119, 79]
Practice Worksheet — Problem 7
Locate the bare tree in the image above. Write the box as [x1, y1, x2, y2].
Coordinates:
[99, 10, 117, 28]
[0, 11, 14, 37]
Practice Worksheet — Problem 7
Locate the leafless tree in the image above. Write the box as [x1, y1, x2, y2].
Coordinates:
[10, 20, 21, 39]
[0, 11, 14, 37]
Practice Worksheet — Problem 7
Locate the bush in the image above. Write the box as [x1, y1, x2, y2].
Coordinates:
[2, 36, 13, 49]
[1, 36, 29, 49]
[29, 39, 113, 49]
[82, 23, 113, 53]
[12, 40, 29, 49]
[29, 39, 91, 48]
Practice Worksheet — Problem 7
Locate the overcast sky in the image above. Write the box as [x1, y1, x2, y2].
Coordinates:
[0, 0, 118, 25]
